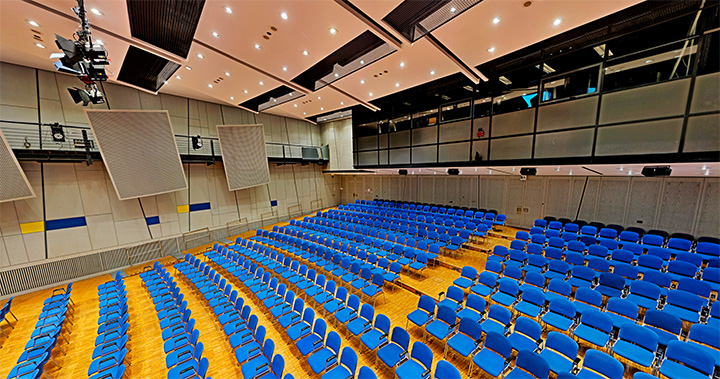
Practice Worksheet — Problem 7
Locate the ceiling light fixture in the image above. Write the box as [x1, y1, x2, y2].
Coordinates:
[259, 81, 264, 85]
[212, 31, 220, 38]
[369, 92, 373, 96]
[320, 107, 324, 110]
[224, 6, 233, 14]
[208, 84, 213, 88]
[450, 7, 457, 13]
[280, 12, 288, 20]
[645, 59, 653, 64]
[492, 17, 501, 24]
[360, 60, 365, 64]
[302, 50, 309, 56]
[225, 72, 230, 76]
[230, 96, 234, 100]
[294, 104, 297, 107]
[395, 82, 399, 87]
[273, 99, 277, 102]
[340, 102, 344, 105]
[163, 80, 168, 85]
[334, 73, 339, 77]
[360, 80, 365, 84]
[400, 62, 405, 68]
[255, 44, 262, 50]
[35, 43, 45, 48]
[282, 66, 287, 71]
[176, 75, 182, 79]
[90, 8, 103, 16]
[243, 89, 248, 93]
[430, 70, 435, 75]
[488, 47, 495, 53]
[553, 18, 562, 26]
[317, 96, 321, 100]
[303, 112, 306, 115]
[329, 27, 337, 35]
[197, 53, 204, 58]
[28, 20, 40, 27]
[186, 66, 192, 70]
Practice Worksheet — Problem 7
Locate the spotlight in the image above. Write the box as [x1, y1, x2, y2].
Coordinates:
[51, 123, 65, 142]
[67, 86, 104, 106]
[192, 135, 203, 150]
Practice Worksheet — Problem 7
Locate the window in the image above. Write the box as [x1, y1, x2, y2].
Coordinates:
[411, 109, 438, 128]
[355, 122, 378, 137]
[440, 100, 472, 122]
[473, 97, 492, 118]
[697, 31, 719, 75]
[492, 66, 539, 115]
[388, 115, 411, 132]
[541, 66, 600, 102]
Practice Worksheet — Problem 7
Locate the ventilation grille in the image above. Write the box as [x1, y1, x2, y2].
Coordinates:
[126, 0, 206, 58]
[217, 125, 270, 191]
[117, 46, 181, 92]
[0, 128, 35, 203]
[383, 0, 481, 42]
[85, 110, 187, 200]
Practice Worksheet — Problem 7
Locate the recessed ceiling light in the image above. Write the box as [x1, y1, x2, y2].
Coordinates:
[225, 72, 230, 76]
[430, 70, 435, 75]
[35, 43, 45, 48]
[212, 31, 220, 38]
[329, 27, 337, 35]
[320, 107, 324, 110]
[294, 104, 297, 107]
[488, 47, 495, 53]
[450, 7, 457, 13]
[282, 66, 287, 71]
[90, 8, 103, 16]
[369, 92, 373, 96]
[197, 53, 204, 58]
[303, 112, 306, 115]
[224, 6, 233, 14]
[28, 20, 39, 27]
[553, 18, 562, 26]
[243, 89, 248, 93]
[186, 66, 192, 70]
[259, 81, 264, 85]
[163, 80, 168, 84]
[317, 96, 321, 100]
[360, 60, 365, 64]
[705, 169, 710, 176]
[395, 82, 399, 87]
[255, 44, 262, 50]
[645, 59, 653, 64]
[302, 50, 309, 56]
[176, 75, 182, 79]
[289, 92, 293, 96]
[400, 62, 405, 68]
[208, 84, 213, 88]
[281, 12, 288, 20]
[230, 96, 235, 100]
[628, 170, 633, 175]
[273, 99, 277, 102]
[340, 101, 344, 105]
[360, 80, 365, 84]
[492, 17, 501, 24]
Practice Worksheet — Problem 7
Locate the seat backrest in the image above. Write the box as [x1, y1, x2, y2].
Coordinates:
[484, 331, 512, 359]
[677, 278, 711, 299]
[665, 340, 715, 377]
[410, 341, 433, 371]
[629, 280, 661, 300]
[545, 331, 578, 361]
[548, 279, 571, 296]
[667, 290, 705, 312]
[643, 309, 682, 336]
[461, 266, 477, 281]
[478, 272, 498, 288]
[488, 304, 512, 325]
[515, 316, 541, 340]
[574, 287, 602, 307]
[418, 295, 435, 314]
[515, 349, 549, 379]
[607, 297, 638, 320]
[581, 349, 624, 379]
[619, 231, 640, 242]
[667, 260, 698, 278]
[549, 298, 576, 318]
[619, 323, 657, 352]
[613, 262, 638, 281]
[447, 286, 464, 303]
[564, 252, 584, 265]
[390, 326, 410, 351]
[642, 270, 672, 291]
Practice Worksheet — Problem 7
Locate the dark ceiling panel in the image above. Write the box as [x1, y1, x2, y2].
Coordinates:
[383, 0, 481, 42]
[239, 85, 299, 111]
[126, 0, 206, 58]
[291, 31, 394, 91]
[117, 46, 181, 92]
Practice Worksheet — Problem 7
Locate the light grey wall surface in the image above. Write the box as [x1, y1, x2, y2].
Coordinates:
[319, 118, 353, 171]
[340, 174, 719, 237]
[0, 62, 340, 268]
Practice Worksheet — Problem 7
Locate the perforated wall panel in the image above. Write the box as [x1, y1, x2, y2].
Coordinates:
[85, 110, 187, 200]
[0, 128, 35, 202]
[217, 124, 270, 191]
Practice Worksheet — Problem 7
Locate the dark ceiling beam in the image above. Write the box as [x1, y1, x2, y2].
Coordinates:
[333, 0, 404, 50]
[425, 33, 486, 84]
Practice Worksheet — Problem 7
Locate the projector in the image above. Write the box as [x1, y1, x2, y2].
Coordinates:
[642, 166, 672, 177]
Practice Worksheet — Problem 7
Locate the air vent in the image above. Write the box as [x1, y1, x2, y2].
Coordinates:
[292, 31, 396, 91]
[239, 86, 304, 112]
[117, 46, 181, 92]
[127, 0, 206, 58]
[383, 0, 482, 42]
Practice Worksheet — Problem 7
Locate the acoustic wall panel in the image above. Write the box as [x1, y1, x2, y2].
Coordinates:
[217, 124, 271, 191]
[85, 110, 187, 200]
[0, 128, 35, 202]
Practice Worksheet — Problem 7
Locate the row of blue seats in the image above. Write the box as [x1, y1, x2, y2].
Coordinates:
[349, 200, 505, 224]
[488, 244, 720, 295]
[139, 262, 211, 379]
[204, 241, 382, 379]
[0, 297, 17, 340]
[216, 237, 465, 379]
[315, 211, 476, 253]
[7, 283, 73, 379]
[277, 223, 431, 280]
[88, 273, 128, 379]
[521, 225, 720, 262]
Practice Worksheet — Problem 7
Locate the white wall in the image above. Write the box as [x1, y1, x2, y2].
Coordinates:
[0, 62, 340, 268]
[320, 118, 353, 171]
[340, 174, 720, 238]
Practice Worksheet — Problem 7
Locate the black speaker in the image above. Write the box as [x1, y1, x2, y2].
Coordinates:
[520, 167, 537, 176]
[447, 168, 459, 175]
[642, 166, 672, 177]
[398, 169, 408, 176]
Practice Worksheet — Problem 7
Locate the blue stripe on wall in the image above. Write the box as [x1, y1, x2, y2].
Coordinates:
[189, 202, 211, 212]
[45, 216, 87, 231]
[145, 216, 160, 225]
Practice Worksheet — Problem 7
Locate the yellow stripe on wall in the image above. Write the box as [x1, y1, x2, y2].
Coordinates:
[20, 221, 45, 234]
[177, 205, 189, 214]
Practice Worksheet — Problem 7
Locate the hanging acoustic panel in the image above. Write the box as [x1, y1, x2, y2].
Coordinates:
[0, 128, 35, 203]
[217, 124, 270, 191]
[85, 110, 187, 200]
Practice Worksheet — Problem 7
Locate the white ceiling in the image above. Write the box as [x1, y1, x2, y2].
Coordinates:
[340, 162, 720, 177]
[0, 0, 641, 121]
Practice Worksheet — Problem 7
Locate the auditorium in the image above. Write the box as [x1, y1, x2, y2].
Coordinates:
[0, 0, 719, 378]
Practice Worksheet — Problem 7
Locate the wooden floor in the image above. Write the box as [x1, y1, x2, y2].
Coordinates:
[0, 214, 642, 379]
